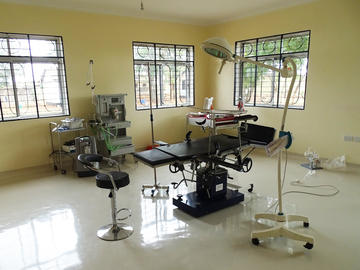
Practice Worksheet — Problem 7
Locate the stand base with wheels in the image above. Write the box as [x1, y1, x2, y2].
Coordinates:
[142, 184, 169, 197]
[251, 213, 314, 249]
[141, 167, 169, 197]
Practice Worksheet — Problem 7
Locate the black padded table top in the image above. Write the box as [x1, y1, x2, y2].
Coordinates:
[134, 148, 176, 166]
[156, 134, 249, 161]
[134, 124, 275, 167]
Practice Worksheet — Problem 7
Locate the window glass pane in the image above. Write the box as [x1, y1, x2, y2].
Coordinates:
[282, 32, 310, 53]
[234, 63, 241, 104]
[176, 62, 194, 106]
[30, 39, 59, 57]
[255, 57, 280, 107]
[237, 40, 256, 57]
[240, 61, 256, 106]
[0, 63, 17, 120]
[133, 43, 155, 61]
[156, 62, 176, 108]
[0, 38, 9, 56]
[33, 62, 68, 117]
[9, 38, 30, 56]
[176, 46, 193, 61]
[134, 63, 156, 109]
[278, 54, 308, 108]
[156, 44, 175, 61]
[134, 64, 146, 109]
[13, 63, 37, 118]
[0, 32, 69, 121]
[235, 31, 310, 109]
[257, 36, 281, 56]
[133, 42, 194, 110]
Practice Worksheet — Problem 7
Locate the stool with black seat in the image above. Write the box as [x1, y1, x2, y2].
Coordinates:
[77, 154, 133, 241]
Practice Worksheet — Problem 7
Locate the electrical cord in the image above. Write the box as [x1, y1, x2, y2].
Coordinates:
[265, 150, 340, 213]
[287, 181, 339, 197]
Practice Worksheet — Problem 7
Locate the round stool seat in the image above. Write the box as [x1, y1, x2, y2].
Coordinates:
[96, 171, 130, 189]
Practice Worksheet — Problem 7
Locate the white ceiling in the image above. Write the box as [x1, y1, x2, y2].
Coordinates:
[0, 0, 315, 25]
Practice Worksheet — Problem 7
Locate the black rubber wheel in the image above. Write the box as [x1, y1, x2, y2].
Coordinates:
[54, 165, 58, 170]
[61, 169, 66, 174]
[242, 158, 253, 173]
[304, 222, 309, 228]
[248, 184, 254, 193]
[304, 242, 313, 249]
[252, 238, 259, 246]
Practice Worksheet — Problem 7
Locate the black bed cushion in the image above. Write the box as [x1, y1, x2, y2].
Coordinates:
[134, 149, 176, 166]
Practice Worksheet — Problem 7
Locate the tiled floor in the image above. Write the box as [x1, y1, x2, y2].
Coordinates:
[0, 152, 359, 269]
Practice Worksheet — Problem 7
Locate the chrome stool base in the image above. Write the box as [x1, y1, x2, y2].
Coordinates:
[97, 223, 134, 241]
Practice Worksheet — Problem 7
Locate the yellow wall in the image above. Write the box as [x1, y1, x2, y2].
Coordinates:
[0, 3, 210, 172]
[204, 0, 360, 164]
[0, 0, 359, 173]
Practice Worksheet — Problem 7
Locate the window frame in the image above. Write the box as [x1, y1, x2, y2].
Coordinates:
[132, 41, 195, 111]
[234, 30, 311, 110]
[0, 31, 70, 122]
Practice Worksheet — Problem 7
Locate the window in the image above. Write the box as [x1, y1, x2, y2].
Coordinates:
[234, 30, 310, 109]
[132, 42, 194, 110]
[0, 32, 69, 121]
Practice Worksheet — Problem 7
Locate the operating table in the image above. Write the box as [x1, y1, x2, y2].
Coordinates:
[134, 119, 275, 217]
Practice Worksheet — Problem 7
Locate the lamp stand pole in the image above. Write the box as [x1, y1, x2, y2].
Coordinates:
[141, 63, 169, 197]
[201, 37, 314, 249]
[250, 58, 314, 249]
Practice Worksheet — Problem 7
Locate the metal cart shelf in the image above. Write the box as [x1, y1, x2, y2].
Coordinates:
[49, 122, 86, 174]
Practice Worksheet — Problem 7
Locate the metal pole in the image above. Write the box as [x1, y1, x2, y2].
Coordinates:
[111, 190, 117, 226]
[147, 63, 158, 188]
[147, 63, 155, 147]
[277, 151, 283, 214]
[153, 168, 157, 186]
[58, 131, 62, 171]
[277, 58, 297, 215]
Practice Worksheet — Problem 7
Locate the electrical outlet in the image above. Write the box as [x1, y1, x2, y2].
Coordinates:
[344, 135, 353, 142]
[353, 136, 360, 143]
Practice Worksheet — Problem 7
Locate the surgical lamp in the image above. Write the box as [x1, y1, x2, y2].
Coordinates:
[201, 37, 314, 249]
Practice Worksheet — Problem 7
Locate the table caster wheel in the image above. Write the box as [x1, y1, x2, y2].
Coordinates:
[304, 222, 309, 228]
[151, 190, 155, 197]
[54, 165, 58, 171]
[242, 157, 253, 172]
[252, 238, 259, 246]
[61, 169, 66, 174]
[248, 184, 254, 193]
[166, 188, 169, 194]
[304, 242, 313, 249]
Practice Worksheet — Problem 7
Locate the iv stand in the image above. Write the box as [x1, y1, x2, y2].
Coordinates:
[141, 63, 169, 197]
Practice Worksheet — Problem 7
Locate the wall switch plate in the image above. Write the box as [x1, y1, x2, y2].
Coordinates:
[353, 136, 360, 143]
[344, 135, 353, 142]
